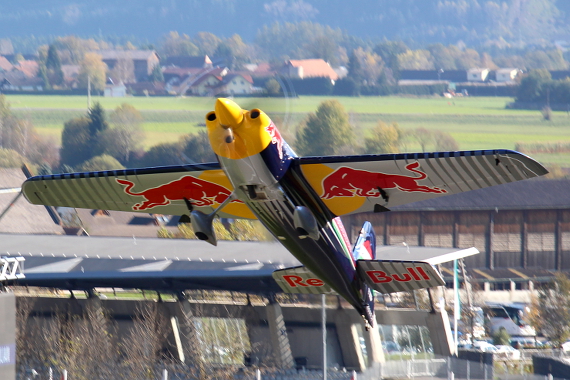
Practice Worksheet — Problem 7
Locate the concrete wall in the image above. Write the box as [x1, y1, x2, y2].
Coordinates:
[18, 296, 453, 373]
[0, 293, 16, 380]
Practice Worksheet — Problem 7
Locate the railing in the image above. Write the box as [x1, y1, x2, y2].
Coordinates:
[0, 256, 25, 282]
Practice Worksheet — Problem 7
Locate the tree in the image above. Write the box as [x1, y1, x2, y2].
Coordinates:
[88, 102, 109, 137]
[149, 64, 164, 83]
[180, 131, 216, 163]
[531, 273, 570, 347]
[78, 154, 125, 171]
[492, 327, 511, 346]
[60, 116, 91, 168]
[78, 52, 107, 92]
[53, 36, 100, 64]
[193, 32, 221, 56]
[214, 34, 250, 69]
[264, 78, 281, 95]
[160, 31, 199, 57]
[100, 103, 145, 164]
[364, 121, 402, 154]
[516, 69, 552, 103]
[135, 142, 184, 168]
[433, 131, 459, 151]
[45, 44, 64, 86]
[397, 50, 434, 70]
[0, 148, 27, 168]
[295, 100, 355, 156]
[347, 50, 364, 85]
[333, 77, 359, 96]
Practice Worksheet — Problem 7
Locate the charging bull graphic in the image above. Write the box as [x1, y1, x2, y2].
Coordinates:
[321, 162, 446, 200]
[116, 176, 237, 211]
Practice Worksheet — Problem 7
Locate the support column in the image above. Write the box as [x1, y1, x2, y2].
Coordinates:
[488, 210, 495, 269]
[522, 211, 528, 268]
[426, 309, 455, 357]
[173, 298, 207, 377]
[333, 310, 366, 371]
[556, 210, 562, 270]
[0, 293, 16, 380]
[362, 323, 385, 366]
[452, 211, 459, 248]
[265, 300, 295, 369]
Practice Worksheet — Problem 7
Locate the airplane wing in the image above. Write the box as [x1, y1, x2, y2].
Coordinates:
[297, 149, 548, 217]
[22, 163, 257, 219]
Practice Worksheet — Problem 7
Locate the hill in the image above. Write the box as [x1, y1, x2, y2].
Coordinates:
[0, 0, 567, 49]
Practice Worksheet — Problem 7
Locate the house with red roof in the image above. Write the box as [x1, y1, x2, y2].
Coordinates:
[0, 56, 13, 72]
[280, 59, 339, 81]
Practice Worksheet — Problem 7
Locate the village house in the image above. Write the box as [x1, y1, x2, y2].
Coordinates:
[467, 68, 490, 82]
[495, 68, 521, 83]
[279, 59, 339, 81]
[163, 55, 213, 69]
[97, 50, 160, 82]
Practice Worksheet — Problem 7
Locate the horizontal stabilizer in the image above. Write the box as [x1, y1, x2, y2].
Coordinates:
[272, 266, 337, 295]
[357, 260, 444, 294]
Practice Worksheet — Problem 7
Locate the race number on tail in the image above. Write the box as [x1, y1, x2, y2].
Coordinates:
[357, 260, 444, 294]
[272, 266, 337, 295]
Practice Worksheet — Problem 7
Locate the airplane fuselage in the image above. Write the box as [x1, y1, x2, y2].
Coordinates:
[208, 99, 369, 318]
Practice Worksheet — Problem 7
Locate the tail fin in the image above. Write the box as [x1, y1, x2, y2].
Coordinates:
[352, 221, 376, 261]
[353, 221, 377, 328]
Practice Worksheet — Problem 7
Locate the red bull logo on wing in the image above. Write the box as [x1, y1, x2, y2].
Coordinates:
[321, 162, 446, 200]
[116, 176, 239, 211]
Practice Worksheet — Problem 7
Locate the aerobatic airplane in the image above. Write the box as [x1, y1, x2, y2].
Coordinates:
[22, 98, 548, 328]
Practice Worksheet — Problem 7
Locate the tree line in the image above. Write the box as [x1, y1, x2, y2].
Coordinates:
[4, 20, 570, 94]
[0, 95, 460, 174]
[0, 0, 567, 47]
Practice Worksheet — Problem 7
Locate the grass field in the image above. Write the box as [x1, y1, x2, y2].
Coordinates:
[6, 94, 570, 166]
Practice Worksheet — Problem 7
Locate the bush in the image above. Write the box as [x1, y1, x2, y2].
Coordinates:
[0, 148, 28, 168]
[493, 327, 511, 346]
[78, 154, 125, 172]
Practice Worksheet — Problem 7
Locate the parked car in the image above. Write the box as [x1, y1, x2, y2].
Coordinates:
[472, 341, 497, 353]
[495, 345, 521, 360]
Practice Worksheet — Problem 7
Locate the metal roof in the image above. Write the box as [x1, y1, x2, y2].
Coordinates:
[392, 178, 570, 212]
[2, 233, 481, 293]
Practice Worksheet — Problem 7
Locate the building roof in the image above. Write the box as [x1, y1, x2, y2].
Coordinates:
[2, 234, 478, 292]
[0, 56, 13, 72]
[97, 50, 159, 61]
[0, 169, 63, 234]
[0, 70, 43, 88]
[15, 60, 39, 77]
[164, 55, 212, 68]
[61, 64, 80, 83]
[220, 73, 253, 85]
[287, 59, 339, 80]
[392, 178, 570, 212]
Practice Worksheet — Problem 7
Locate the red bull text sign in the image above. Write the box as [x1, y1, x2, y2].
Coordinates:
[116, 176, 238, 211]
[282, 275, 325, 288]
[366, 266, 431, 284]
[321, 162, 446, 200]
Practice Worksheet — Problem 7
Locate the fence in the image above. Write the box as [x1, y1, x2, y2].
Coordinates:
[18, 356, 570, 380]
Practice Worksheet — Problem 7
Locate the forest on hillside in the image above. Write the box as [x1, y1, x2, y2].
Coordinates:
[0, 0, 569, 48]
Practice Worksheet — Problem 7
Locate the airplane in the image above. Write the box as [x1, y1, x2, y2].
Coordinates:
[22, 98, 548, 329]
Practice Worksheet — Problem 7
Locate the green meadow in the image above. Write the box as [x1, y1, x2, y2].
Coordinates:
[6, 94, 570, 167]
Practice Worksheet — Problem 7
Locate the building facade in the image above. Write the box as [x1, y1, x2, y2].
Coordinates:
[343, 179, 570, 286]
